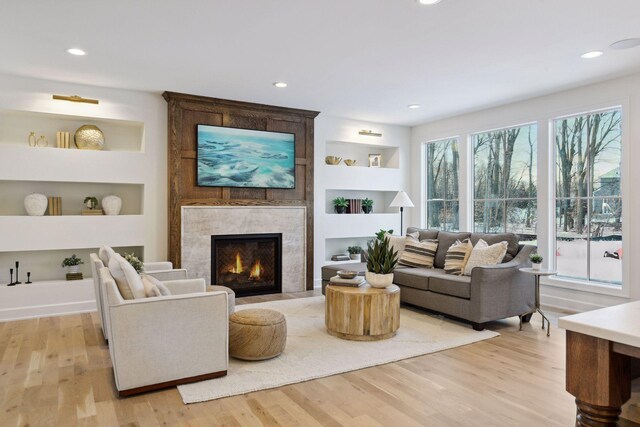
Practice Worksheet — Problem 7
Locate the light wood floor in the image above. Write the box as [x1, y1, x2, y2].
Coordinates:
[1, 290, 639, 427]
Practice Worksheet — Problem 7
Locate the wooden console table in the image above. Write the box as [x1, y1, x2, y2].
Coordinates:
[559, 301, 640, 426]
[325, 283, 400, 341]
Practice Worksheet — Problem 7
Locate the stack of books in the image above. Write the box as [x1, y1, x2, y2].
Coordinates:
[56, 131, 71, 148]
[347, 198, 362, 214]
[81, 209, 104, 215]
[47, 197, 62, 215]
[329, 275, 366, 287]
[66, 272, 83, 281]
[331, 254, 350, 261]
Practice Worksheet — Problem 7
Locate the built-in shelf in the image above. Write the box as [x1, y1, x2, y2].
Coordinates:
[325, 189, 398, 214]
[324, 213, 398, 239]
[322, 259, 363, 267]
[322, 165, 402, 191]
[0, 109, 144, 152]
[325, 140, 400, 169]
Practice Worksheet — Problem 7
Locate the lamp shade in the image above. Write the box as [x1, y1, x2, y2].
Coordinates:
[389, 191, 414, 208]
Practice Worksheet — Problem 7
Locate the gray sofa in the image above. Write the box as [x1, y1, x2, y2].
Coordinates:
[322, 227, 536, 331]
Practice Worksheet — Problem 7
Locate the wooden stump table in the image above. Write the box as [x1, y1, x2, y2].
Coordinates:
[325, 283, 400, 341]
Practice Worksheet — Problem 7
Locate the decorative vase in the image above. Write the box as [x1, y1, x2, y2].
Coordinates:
[335, 205, 347, 214]
[102, 195, 122, 215]
[67, 265, 80, 274]
[75, 125, 105, 150]
[362, 206, 372, 214]
[532, 263, 541, 271]
[24, 193, 48, 216]
[350, 253, 361, 261]
[365, 271, 394, 288]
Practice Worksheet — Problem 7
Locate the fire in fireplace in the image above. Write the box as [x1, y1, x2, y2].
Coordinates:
[211, 233, 282, 297]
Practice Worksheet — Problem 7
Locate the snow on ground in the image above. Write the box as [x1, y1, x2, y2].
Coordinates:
[556, 239, 622, 285]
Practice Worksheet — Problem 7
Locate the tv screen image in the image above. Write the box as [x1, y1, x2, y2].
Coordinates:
[197, 125, 295, 189]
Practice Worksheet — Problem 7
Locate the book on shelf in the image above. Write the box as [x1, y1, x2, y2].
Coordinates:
[81, 209, 104, 215]
[66, 272, 84, 281]
[64, 132, 70, 148]
[331, 254, 351, 261]
[347, 198, 362, 214]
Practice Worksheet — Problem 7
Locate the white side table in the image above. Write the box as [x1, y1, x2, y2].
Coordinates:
[519, 268, 556, 336]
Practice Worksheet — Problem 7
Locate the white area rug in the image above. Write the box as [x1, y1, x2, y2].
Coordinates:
[178, 296, 499, 404]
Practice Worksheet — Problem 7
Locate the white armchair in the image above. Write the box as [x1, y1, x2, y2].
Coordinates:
[90, 252, 188, 342]
[98, 266, 228, 396]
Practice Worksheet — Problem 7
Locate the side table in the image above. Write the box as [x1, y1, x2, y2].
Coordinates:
[519, 268, 556, 336]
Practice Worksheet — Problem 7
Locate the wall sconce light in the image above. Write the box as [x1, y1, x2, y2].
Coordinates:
[52, 95, 99, 105]
[358, 130, 382, 137]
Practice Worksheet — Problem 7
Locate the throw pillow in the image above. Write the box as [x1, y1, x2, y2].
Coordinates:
[444, 239, 473, 275]
[398, 239, 438, 268]
[141, 274, 162, 297]
[384, 231, 419, 258]
[463, 239, 509, 276]
[98, 245, 116, 267]
[142, 274, 172, 296]
[108, 253, 146, 299]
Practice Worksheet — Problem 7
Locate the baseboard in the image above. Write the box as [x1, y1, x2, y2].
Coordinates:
[0, 300, 97, 322]
[540, 293, 608, 313]
[118, 370, 227, 397]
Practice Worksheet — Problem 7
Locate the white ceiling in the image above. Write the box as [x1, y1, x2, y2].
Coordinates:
[1, 0, 639, 126]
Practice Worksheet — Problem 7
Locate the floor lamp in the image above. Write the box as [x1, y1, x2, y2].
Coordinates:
[390, 191, 414, 236]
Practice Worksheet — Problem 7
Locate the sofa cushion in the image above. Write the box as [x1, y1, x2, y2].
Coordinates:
[434, 231, 472, 268]
[406, 227, 439, 242]
[384, 232, 419, 259]
[108, 253, 146, 300]
[429, 275, 472, 299]
[393, 268, 447, 291]
[464, 239, 508, 276]
[444, 239, 473, 275]
[98, 245, 116, 267]
[141, 274, 172, 297]
[321, 262, 367, 281]
[470, 232, 519, 263]
[399, 239, 438, 268]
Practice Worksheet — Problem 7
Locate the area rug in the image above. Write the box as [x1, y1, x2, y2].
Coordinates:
[178, 296, 498, 404]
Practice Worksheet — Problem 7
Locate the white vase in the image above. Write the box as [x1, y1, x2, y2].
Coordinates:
[67, 265, 80, 274]
[365, 271, 394, 288]
[24, 193, 48, 216]
[102, 195, 122, 215]
[350, 253, 361, 261]
[532, 263, 541, 271]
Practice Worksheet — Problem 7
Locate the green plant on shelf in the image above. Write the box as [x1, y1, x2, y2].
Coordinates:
[84, 196, 99, 210]
[332, 197, 349, 214]
[375, 229, 393, 241]
[362, 198, 373, 214]
[347, 245, 362, 255]
[61, 254, 83, 267]
[124, 252, 144, 274]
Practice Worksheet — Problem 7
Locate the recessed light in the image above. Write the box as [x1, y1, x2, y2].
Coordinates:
[610, 38, 640, 50]
[417, 0, 441, 4]
[580, 51, 603, 59]
[408, 104, 421, 109]
[66, 48, 86, 56]
[273, 82, 288, 88]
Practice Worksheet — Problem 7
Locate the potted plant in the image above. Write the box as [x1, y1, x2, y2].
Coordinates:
[332, 197, 349, 214]
[84, 196, 99, 210]
[347, 245, 362, 261]
[124, 252, 144, 274]
[375, 229, 393, 241]
[362, 198, 374, 214]
[530, 253, 543, 271]
[365, 237, 398, 288]
[62, 254, 84, 274]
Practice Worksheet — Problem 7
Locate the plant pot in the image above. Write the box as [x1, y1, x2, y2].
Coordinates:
[24, 193, 48, 216]
[102, 195, 122, 215]
[335, 205, 347, 214]
[362, 206, 373, 214]
[532, 263, 541, 271]
[67, 265, 80, 274]
[365, 271, 394, 288]
[349, 254, 361, 261]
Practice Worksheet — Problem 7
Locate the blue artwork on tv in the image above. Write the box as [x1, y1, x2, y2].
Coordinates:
[197, 124, 295, 189]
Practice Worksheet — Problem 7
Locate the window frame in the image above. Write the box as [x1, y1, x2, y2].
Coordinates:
[423, 137, 460, 231]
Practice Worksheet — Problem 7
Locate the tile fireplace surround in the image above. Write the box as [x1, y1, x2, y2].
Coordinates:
[181, 206, 306, 293]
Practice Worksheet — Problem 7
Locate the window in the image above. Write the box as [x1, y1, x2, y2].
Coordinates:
[425, 138, 459, 231]
[554, 108, 622, 285]
[472, 124, 537, 239]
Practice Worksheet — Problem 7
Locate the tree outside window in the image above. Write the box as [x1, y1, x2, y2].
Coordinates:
[554, 108, 622, 285]
[473, 124, 537, 241]
[425, 138, 459, 231]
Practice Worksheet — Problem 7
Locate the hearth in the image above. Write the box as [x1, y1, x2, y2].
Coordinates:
[211, 233, 282, 297]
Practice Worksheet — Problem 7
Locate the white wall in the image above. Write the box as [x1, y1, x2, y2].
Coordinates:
[410, 72, 640, 311]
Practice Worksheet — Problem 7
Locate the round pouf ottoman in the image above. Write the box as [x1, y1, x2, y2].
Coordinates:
[229, 308, 287, 361]
[209, 285, 235, 315]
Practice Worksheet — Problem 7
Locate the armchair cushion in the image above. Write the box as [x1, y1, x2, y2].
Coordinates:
[109, 253, 146, 299]
[99, 245, 116, 266]
[141, 274, 172, 297]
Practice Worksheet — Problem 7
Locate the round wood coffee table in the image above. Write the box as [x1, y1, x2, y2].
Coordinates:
[325, 283, 400, 341]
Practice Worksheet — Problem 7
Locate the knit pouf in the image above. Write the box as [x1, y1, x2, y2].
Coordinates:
[208, 285, 236, 315]
[229, 308, 287, 361]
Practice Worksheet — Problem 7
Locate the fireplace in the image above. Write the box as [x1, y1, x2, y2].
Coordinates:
[211, 233, 282, 297]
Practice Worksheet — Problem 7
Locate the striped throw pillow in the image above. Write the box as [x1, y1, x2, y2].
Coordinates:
[399, 239, 438, 268]
[444, 239, 473, 275]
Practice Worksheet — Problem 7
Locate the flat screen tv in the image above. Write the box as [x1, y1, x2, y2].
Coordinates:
[197, 124, 295, 189]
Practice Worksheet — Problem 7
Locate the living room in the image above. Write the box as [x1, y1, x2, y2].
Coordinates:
[1, 1, 639, 425]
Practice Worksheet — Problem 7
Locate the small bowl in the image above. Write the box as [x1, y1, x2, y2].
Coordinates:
[325, 156, 342, 165]
[337, 270, 358, 279]
[344, 159, 357, 166]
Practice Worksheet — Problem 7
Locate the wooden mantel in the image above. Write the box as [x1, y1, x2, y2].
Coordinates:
[162, 92, 319, 290]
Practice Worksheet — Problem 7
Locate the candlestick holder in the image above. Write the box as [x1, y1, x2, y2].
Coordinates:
[14, 261, 21, 284]
[8, 268, 15, 286]
[26, 272, 32, 284]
